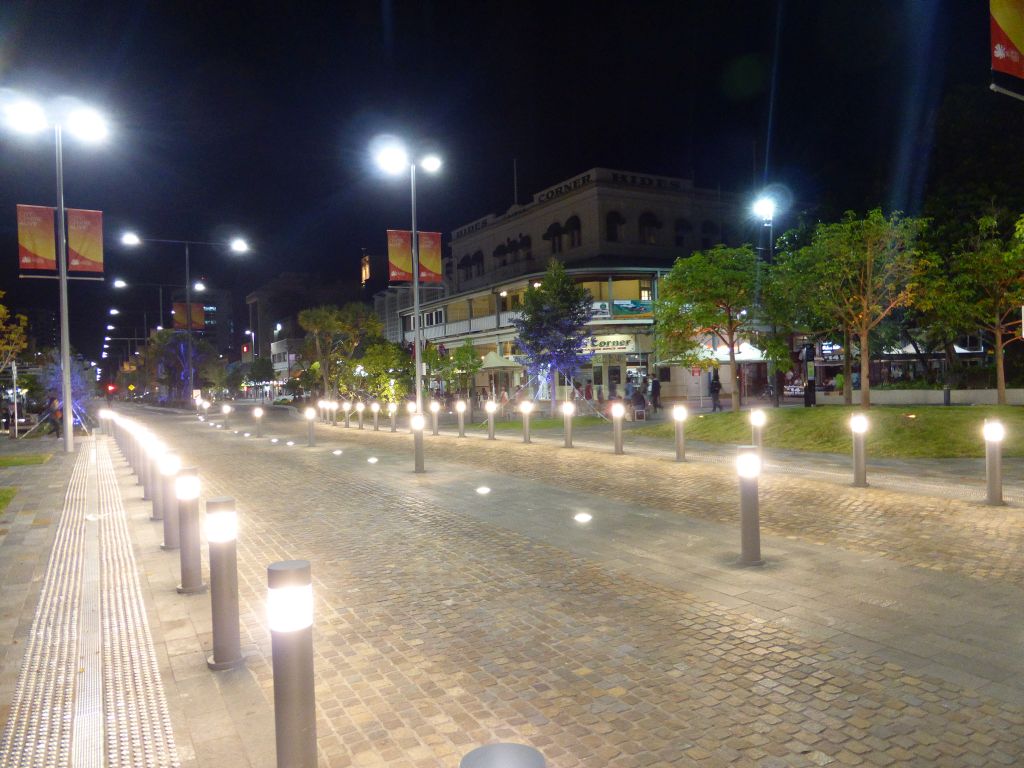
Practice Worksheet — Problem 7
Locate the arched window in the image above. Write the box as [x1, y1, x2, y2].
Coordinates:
[543, 222, 564, 254]
[564, 215, 582, 248]
[606, 211, 625, 242]
[458, 254, 472, 280]
[520, 234, 533, 259]
[493, 243, 508, 267]
[674, 218, 692, 247]
[472, 250, 485, 277]
[638, 212, 662, 245]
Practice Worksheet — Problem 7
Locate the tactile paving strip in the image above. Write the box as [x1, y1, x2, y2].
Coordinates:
[0, 442, 88, 767]
[96, 438, 180, 768]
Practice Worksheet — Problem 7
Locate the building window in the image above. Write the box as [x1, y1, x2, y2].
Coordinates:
[606, 211, 625, 242]
[640, 279, 652, 301]
[472, 251, 485, 276]
[674, 218, 692, 247]
[564, 216, 582, 248]
[638, 212, 662, 245]
[543, 222, 563, 254]
[493, 244, 508, 267]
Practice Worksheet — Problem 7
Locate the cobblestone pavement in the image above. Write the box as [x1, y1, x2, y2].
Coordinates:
[114, 406, 1023, 767]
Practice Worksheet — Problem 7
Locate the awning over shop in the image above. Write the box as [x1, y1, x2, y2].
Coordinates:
[480, 351, 521, 369]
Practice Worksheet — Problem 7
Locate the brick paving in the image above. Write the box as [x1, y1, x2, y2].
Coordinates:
[110, 407, 1024, 767]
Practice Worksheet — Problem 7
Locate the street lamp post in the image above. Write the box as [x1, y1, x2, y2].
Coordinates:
[5, 97, 109, 452]
[753, 195, 780, 408]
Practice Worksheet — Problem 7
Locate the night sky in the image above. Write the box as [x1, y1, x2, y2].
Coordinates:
[0, 1, 1001, 364]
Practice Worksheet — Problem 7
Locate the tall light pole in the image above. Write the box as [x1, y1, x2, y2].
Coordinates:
[753, 195, 779, 407]
[121, 233, 248, 399]
[375, 139, 442, 413]
[4, 96, 109, 452]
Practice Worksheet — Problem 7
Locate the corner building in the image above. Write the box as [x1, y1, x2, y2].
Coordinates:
[396, 168, 743, 401]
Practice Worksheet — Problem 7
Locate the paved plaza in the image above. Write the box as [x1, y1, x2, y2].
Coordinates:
[0, 403, 1022, 767]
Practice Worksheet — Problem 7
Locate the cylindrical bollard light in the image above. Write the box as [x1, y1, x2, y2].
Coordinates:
[429, 400, 440, 436]
[141, 435, 158, 500]
[850, 413, 869, 487]
[750, 408, 766, 456]
[317, 399, 326, 423]
[144, 438, 164, 510]
[356, 401, 365, 429]
[562, 401, 575, 448]
[485, 400, 497, 440]
[984, 420, 1005, 506]
[267, 560, 317, 768]
[406, 400, 417, 433]
[342, 400, 352, 427]
[520, 401, 534, 443]
[611, 401, 625, 455]
[329, 401, 338, 426]
[456, 400, 466, 437]
[201, 400, 211, 421]
[460, 743, 546, 768]
[221, 403, 232, 429]
[411, 413, 426, 473]
[736, 446, 764, 566]
[175, 467, 207, 593]
[253, 406, 264, 437]
[371, 402, 380, 431]
[159, 452, 181, 543]
[304, 406, 317, 447]
[206, 497, 244, 670]
[388, 402, 398, 432]
[673, 404, 688, 461]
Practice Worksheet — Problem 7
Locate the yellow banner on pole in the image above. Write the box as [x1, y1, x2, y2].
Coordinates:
[387, 229, 413, 282]
[67, 209, 104, 273]
[16, 204, 56, 272]
[417, 232, 443, 283]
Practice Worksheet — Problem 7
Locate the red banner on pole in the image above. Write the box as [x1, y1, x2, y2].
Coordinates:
[992, 1, 1024, 80]
[387, 230, 414, 282]
[17, 205, 57, 272]
[417, 232, 443, 283]
[67, 208, 104, 273]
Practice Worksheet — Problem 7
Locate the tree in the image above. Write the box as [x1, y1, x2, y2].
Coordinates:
[40, 349, 91, 423]
[953, 213, 1024, 403]
[147, 329, 216, 400]
[248, 356, 277, 386]
[512, 260, 594, 414]
[359, 342, 412, 401]
[298, 306, 343, 398]
[789, 210, 926, 407]
[334, 303, 383, 360]
[656, 245, 759, 411]
[0, 292, 27, 377]
[450, 340, 483, 399]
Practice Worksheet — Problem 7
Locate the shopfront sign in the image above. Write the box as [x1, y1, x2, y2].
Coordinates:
[611, 299, 653, 318]
[582, 334, 636, 354]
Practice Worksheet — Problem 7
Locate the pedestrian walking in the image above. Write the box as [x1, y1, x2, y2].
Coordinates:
[710, 376, 723, 412]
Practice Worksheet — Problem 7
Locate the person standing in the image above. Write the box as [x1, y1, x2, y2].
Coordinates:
[650, 378, 661, 413]
[710, 375, 723, 412]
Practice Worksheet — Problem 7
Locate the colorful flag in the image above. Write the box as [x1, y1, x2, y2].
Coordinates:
[16, 205, 56, 272]
[417, 232, 443, 283]
[172, 302, 205, 330]
[992, 1, 1024, 81]
[67, 209, 104, 273]
[387, 229, 414, 282]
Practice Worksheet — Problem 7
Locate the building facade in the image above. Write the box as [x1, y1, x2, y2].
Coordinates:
[395, 168, 744, 401]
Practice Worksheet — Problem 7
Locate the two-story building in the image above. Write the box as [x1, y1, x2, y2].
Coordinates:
[394, 168, 744, 401]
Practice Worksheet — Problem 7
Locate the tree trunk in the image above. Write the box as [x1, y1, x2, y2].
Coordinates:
[859, 326, 871, 408]
[843, 327, 853, 405]
[995, 315, 1006, 405]
[729, 346, 740, 411]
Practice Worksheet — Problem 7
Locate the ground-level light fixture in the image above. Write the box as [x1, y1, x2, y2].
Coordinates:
[736, 446, 764, 566]
[561, 401, 575, 448]
[984, 419, 1006, 505]
[673, 405, 688, 461]
[610, 402, 625, 454]
[485, 400, 497, 440]
[520, 401, 534, 444]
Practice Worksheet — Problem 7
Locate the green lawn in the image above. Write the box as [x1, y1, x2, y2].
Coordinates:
[0, 454, 50, 467]
[0, 487, 16, 512]
[633, 405, 1024, 458]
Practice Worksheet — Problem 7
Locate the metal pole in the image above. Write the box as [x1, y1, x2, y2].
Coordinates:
[852, 431, 867, 487]
[522, 411, 531, 444]
[357, 408, 364, 430]
[461, 744, 546, 768]
[185, 242, 194, 401]
[161, 467, 180, 549]
[737, 446, 764, 566]
[268, 560, 317, 768]
[10, 360, 18, 439]
[431, 408, 439, 436]
[457, 408, 465, 437]
[55, 125, 73, 453]
[752, 424, 763, 456]
[674, 418, 685, 462]
[176, 467, 206, 594]
[986, 437, 1003, 506]
[150, 455, 163, 521]
[414, 428, 425, 473]
[613, 414, 624, 455]
[410, 164, 424, 413]
[487, 409, 495, 440]
[373, 410, 380, 431]
[390, 409, 397, 432]
[564, 411, 573, 448]
[207, 498, 244, 670]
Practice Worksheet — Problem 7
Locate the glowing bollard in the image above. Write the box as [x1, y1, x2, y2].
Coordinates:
[461, 744, 546, 768]
[456, 400, 466, 437]
[411, 413, 426, 473]
[175, 467, 207, 593]
[356, 401, 365, 429]
[750, 408, 766, 456]
[267, 560, 317, 768]
[850, 413, 869, 487]
[206, 497, 244, 670]
[388, 402, 398, 432]
[221, 403, 232, 429]
[673, 405, 688, 461]
[520, 401, 534, 444]
[984, 420, 1005, 506]
[159, 453, 181, 545]
[371, 402, 380, 431]
[406, 401, 417, 433]
[611, 402, 625, 455]
[561, 401, 575, 448]
[304, 407, 316, 447]
[329, 400, 339, 426]
[736, 446, 764, 566]
[144, 438, 164, 511]
[485, 400, 497, 440]
[253, 406, 264, 437]
[342, 401, 352, 428]
[201, 400, 211, 421]
[429, 400, 440, 435]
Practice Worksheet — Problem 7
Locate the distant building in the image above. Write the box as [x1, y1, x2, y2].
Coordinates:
[170, 287, 234, 357]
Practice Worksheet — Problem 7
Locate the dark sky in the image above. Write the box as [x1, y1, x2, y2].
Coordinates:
[0, 1, 998, 365]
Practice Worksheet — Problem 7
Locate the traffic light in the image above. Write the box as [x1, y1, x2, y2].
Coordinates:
[107, 384, 116, 393]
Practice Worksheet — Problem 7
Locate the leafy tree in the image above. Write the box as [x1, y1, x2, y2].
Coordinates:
[334, 303, 383, 360]
[248, 356, 276, 385]
[298, 306, 343, 398]
[450, 340, 483, 401]
[952, 213, 1024, 403]
[146, 329, 216, 400]
[656, 245, 759, 411]
[788, 210, 926, 407]
[40, 349, 91, 423]
[359, 342, 411, 401]
[512, 260, 593, 414]
[0, 292, 27, 377]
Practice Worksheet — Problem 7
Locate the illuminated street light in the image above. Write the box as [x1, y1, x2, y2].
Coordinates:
[206, 497, 243, 671]
[752, 196, 776, 222]
[355, 400, 365, 430]
[850, 413, 869, 487]
[561, 401, 575, 448]
[455, 400, 466, 437]
[304, 406, 316, 447]
[429, 399, 440, 435]
[341, 400, 352, 428]
[673, 405, 688, 461]
[371, 401, 381, 431]
[485, 400, 497, 440]
[750, 408, 766, 455]
[221, 403, 232, 428]
[388, 401, 398, 432]
[410, 413, 426, 473]
[174, 466, 206, 594]
[736, 446, 764, 566]
[520, 401, 534, 444]
[984, 419, 1006, 505]
[611, 402, 625, 455]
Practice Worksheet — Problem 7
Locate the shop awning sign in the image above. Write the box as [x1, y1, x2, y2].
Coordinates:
[582, 334, 636, 354]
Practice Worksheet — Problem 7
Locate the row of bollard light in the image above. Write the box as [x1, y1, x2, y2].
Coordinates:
[107, 407, 546, 768]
